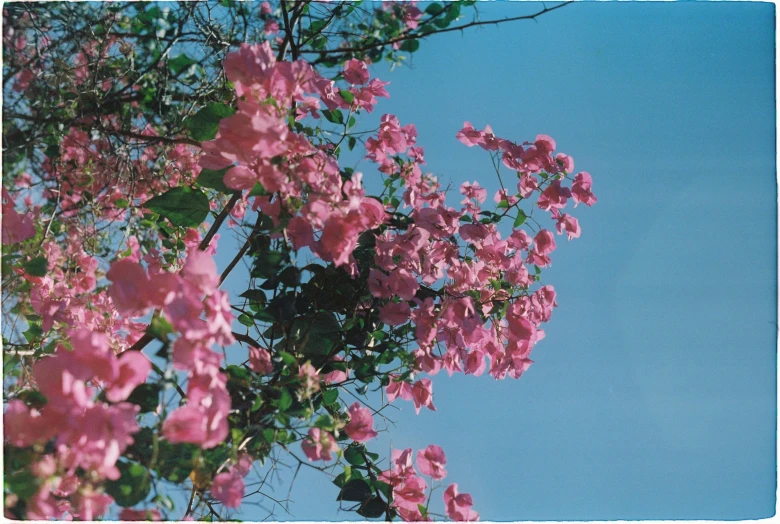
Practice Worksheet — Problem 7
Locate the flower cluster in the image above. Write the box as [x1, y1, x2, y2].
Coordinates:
[108, 248, 235, 448]
[5, 329, 151, 518]
[379, 445, 478, 521]
[200, 42, 389, 274]
[4, 22, 596, 519]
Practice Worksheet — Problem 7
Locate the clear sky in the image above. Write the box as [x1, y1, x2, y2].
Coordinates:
[217, 2, 776, 521]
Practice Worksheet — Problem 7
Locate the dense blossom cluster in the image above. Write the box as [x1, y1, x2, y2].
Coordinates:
[3, 6, 594, 520]
[201, 42, 390, 274]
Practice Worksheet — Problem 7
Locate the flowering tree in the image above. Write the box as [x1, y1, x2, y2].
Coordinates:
[2, 1, 594, 521]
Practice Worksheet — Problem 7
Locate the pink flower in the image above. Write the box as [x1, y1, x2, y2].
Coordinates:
[456, 122, 482, 147]
[4, 399, 54, 447]
[211, 471, 245, 508]
[494, 188, 519, 207]
[463, 349, 487, 377]
[106, 258, 150, 316]
[517, 174, 538, 198]
[118, 508, 163, 521]
[556, 153, 574, 173]
[387, 268, 419, 301]
[1, 187, 36, 245]
[413, 349, 441, 375]
[416, 445, 447, 479]
[301, 427, 339, 461]
[344, 402, 378, 442]
[506, 311, 536, 343]
[223, 165, 257, 191]
[248, 346, 273, 374]
[535, 134, 556, 153]
[552, 210, 581, 240]
[379, 301, 411, 326]
[105, 351, 152, 403]
[343, 59, 370, 85]
[182, 249, 220, 295]
[411, 379, 436, 414]
[460, 181, 487, 203]
[287, 216, 315, 250]
[162, 405, 208, 445]
[316, 215, 360, 268]
[234, 453, 254, 477]
[393, 475, 428, 511]
[386, 375, 413, 403]
[298, 362, 321, 393]
[534, 229, 556, 256]
[32, 455, 57, 479]
[322, 355, 349, 384]
[571, 171, 597, 207]
[379, 447, 416, 487]
[443, 484, 479, 521]
[537, 180, 571, 211]
[74, 491, 113, 521]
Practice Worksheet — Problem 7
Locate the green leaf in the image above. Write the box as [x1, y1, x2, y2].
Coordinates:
[425, 2, 444, 15]
[333, 468, 351, 488]
[240, 289, 267, 303]
[289, 312, 341, 356]
[250, 396, 264, 412]
[277, 351, 297, 366]
[337, 479, 372, 502]
[237, 313, 255, 327]
[399, 39, 420, 53]
[154, 494, 175, 512]
[169, 54, 197, 75]
[322, 109, 345, 125]
[309, 19, 328, 33]
[156, 442, 198, 483]
[249, 182, 267, 197]
[22, 256, 47, 276]
[433, 16, 451, 29]
[22, 322, 43, 342]
[371, 480, 391, 499]
[278, 266, 302, 287]
[344, 446, 366, 466]
[313, 414, 335, 431]
[275, 388, 293, 411]
[252, 250, 285, 279]
[148, 316, 174, 340]
[16, 389, 47, 409]
[105, 461, 151, 507]
[125, 384, 161, 413]
[184, 103, 235, 142]
[115, 198, 129, 209]
[145, 186, 210, 228]
[196, 167, 230, 193]
[358, 496, 387, 519]
[253, 307, 276, 323]
[339, 89, 355, 104]
[7, 470, 40, 500]
[348, 136, 357, 151]
[227, 364, 250, 381]
[513, 209, 527, 228]
[322, 388, 339, 406]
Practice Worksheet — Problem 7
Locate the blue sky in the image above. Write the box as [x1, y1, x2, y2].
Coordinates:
[217, 2, 776, 521]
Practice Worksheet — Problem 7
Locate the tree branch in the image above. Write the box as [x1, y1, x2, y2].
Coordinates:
[301, 2, 572, 56]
